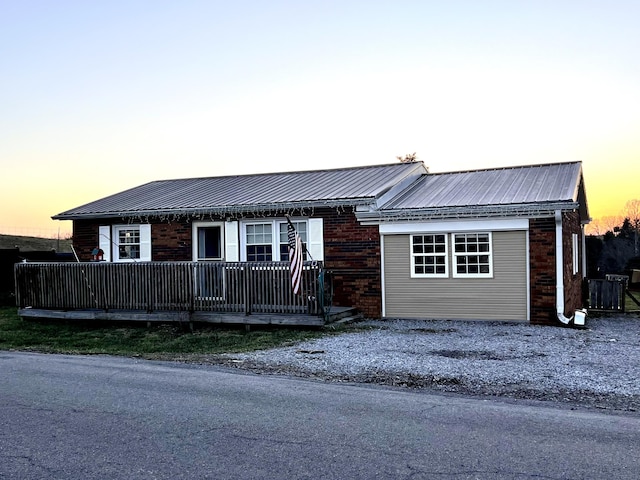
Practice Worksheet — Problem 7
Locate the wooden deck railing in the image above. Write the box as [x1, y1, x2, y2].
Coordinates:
[14, 261, 324, 316]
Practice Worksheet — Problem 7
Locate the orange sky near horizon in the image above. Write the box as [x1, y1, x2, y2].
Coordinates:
[1, 1, 638, 238]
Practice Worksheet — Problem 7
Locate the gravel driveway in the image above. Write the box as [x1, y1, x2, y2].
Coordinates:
[222, 314, 640, 413]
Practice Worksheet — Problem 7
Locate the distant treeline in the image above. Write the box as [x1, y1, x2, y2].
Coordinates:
[587, 218, 640, 280]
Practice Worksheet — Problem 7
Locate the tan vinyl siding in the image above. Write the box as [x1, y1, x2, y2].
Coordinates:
[384, 231, 527, 321]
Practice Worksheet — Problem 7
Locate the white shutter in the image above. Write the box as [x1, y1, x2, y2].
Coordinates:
[99, 226, 111, 262]
[139, 224, 152, 261]
[308, 218, 324, 262]
[224, 221, 239, 261]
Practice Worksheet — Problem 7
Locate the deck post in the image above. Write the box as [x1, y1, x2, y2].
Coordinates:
[243, 265, 250, 316]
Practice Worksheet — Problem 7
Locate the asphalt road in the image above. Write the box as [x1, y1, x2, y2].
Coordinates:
[1, 352, 639, 480]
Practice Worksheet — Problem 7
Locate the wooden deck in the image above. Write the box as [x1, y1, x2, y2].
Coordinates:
[17, 305, 358, 327]
[14, 261, 349, 327]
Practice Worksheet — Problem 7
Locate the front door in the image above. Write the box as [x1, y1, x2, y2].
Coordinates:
[193, 223, 224, 299]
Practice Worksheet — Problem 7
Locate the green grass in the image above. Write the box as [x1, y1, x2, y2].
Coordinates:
[0, 307, 331, 359]
[626, 290, 640, 313]
[0, 233, 72, 252]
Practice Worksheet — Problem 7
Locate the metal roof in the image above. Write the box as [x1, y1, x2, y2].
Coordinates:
[53, 162, 427, 220]
[360, 161, 588, 221]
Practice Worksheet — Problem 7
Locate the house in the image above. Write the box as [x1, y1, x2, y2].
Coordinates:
[38, 160, 589, 325]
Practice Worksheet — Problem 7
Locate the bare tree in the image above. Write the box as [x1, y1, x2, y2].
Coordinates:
[623, 199, 640, 230]
[396, 152, 418, 163]
[585, 219, 606, 236]
[600, 215, 624, 235]
[622, 199, 640, 255]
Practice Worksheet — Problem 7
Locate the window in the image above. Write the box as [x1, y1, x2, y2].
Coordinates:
[452, 233, 492, 277]
[108, 224, 151, 262]
[572, 233, 579, 275]
[279, 221, 307, 261]
[245, 223, 273, 261]
[411, 234, 447, 277]
[117, 227, 140, 259]
[242, 219, 319, 262]
[194, 224, 223, 260]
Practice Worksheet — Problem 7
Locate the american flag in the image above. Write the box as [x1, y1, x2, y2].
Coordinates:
[287, 220, 303, 295]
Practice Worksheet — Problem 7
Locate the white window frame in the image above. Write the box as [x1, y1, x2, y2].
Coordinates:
[192, 221, 225, 261]
[242, 221, 276, 262]
[452, 232, 493, 278]
[410, 233, 448, 278]
[111, 224, 151, 262]
[240, 218, 316, 262]
[278, 220, 308, 262]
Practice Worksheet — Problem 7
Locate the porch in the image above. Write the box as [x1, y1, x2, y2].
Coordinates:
[14, 261, 352, 327]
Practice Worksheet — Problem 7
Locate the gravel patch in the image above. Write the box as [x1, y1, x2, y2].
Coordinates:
[220, 314, 640, 413]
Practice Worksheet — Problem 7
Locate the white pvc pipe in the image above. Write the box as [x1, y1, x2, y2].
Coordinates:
[555, 210, 573, 325]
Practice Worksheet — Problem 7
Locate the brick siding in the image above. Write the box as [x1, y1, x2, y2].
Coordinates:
[529, 217, 557, 324]
[562, 211, 584, 312]
[72, 207, 383, 318]
[529, 212, 584, 325]
[318, 208, 382, 318]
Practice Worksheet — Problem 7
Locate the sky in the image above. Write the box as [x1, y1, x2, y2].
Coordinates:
[1, 1, 639, 238]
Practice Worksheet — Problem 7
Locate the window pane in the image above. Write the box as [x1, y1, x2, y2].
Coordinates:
[279, 221, 307, 243]
[119, 245, 140, 259]
[452, 233, 491, 276]
[247, 245, 272, 261]
[198, 226, 221, 259]
[247, 224, 272, 244]
[412, 234, 447, 276]
[115, 227, 141, 260]
[119, 229, 139, 244]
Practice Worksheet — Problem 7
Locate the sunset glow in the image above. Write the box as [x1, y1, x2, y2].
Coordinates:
[1, 1, 638, 238]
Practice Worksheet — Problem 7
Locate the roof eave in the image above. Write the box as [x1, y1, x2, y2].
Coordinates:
[356, 202, 581, 224]
[53, 197, 377, 221]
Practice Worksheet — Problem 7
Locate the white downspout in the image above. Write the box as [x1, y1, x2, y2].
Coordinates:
[555, 210, 573, 325]
[581, 223, 587, 275]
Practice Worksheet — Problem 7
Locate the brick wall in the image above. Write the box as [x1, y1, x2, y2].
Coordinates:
[73, 219, 193, 262]
[529, 217, 557, 324]
[72, 208, 383, 318]
[152, 222, 192, 261]
[562, 211, 584, 312]
[72, 220, 100, 261]
[529, 212, 584, 325]
[317, 208, 382, 318]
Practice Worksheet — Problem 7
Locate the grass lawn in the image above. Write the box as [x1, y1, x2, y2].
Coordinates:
[0, 307, 331, 359]
[626, 289, 640, 312]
